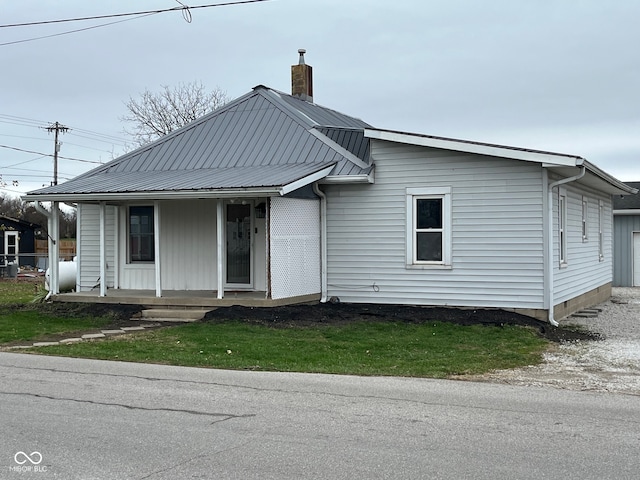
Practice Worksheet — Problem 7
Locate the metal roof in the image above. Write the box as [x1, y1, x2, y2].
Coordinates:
[613, 181, 640, 210]
[24, 86, 372, 201]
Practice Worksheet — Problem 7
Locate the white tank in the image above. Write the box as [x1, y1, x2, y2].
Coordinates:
[45, 260, 77, 292]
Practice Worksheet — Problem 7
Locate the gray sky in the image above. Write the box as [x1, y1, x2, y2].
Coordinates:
[2, 0, 639, 196]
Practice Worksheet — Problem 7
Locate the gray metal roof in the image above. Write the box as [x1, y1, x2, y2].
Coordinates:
[25, 86, 372, 200]
[614, 181, 640, 210]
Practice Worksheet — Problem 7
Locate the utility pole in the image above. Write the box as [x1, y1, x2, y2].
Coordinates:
[46, 122, 69, 186]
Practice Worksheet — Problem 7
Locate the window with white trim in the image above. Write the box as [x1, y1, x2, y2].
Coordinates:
[406, 187, 451, 267]
[129, 206, 155, 262]
[559, 191, 567, 266]
[581, 196, 588, 242]
[598, 199, 604, 261]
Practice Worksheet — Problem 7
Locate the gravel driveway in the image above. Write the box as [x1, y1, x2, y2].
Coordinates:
[477, 287, 640, 395]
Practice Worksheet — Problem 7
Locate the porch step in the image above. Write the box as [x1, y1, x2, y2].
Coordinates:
[139, 309, 210, 323]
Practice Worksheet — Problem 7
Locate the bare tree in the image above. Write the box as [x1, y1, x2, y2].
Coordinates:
[121, 81, 229, 148]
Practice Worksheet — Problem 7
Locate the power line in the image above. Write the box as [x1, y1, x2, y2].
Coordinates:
[0, 144, 103, 164]
[0, 1, 271, 28]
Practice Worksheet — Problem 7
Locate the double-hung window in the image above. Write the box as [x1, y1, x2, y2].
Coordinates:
[406, 187, 451, 267]
[559, 190, 567, 266]
[129, 206, 154, 262]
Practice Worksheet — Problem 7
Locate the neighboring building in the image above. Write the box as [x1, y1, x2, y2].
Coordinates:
[613, 181, 640, 287]
[0, 215, 39, 268]
[23, 51, 637, 323]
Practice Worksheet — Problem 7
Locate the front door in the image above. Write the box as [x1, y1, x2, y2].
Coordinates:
[4, 231, 18, 264]
[226, 203, 252, 287]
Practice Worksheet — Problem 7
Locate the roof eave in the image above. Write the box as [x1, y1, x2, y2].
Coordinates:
[365, 128, 583, 166]
[21, 187, 285, 203]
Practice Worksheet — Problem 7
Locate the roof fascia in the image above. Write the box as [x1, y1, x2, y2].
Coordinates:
[308, 128, 369, 169]
[22, 187, 284, 203]
[582, 160, 639, 195]
[366, 128, 581, 167]
[320, 172, 375, 184]
[280, 164, 336, 196]
[613, 209, 640, 216]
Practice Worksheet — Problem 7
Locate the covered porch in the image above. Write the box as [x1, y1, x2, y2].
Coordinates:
[50, 289, 321, 308]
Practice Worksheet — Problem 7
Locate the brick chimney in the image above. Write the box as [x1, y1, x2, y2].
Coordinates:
[291, 49, 313, 102]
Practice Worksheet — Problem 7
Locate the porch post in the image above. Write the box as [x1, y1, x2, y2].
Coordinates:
[216, 200, 224, 299]
[51, 202, 60, 294]
[113, 206, 119, 289]
[154, 200, 162, 297]
[99, 201, 107, 297]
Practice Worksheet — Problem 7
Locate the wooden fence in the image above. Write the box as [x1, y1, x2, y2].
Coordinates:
[35, 239, 76, 261]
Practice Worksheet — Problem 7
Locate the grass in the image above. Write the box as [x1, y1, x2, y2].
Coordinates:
[0, 281, 111, 343]
[29, 320, 548, 378]
[0, 281, 43, 304]
[1, 279, 550, 377]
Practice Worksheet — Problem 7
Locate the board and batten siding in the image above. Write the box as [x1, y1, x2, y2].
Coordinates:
[118, 199, 222, 290]
[552, 184, 613, 303]
[613, 214, 640, 286]
[77, 203, 116, 291]
[324, 141, 546, 309]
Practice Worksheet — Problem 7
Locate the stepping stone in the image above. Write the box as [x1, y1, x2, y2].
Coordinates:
[82, 333, 106, 339]
[102, 330, 126, 335]
[33, 341, 60, 347]
[60, 338, 83, 344]
[121, 326, 146, 331]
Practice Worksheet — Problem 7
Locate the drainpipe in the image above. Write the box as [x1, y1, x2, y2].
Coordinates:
[312, 182, 328, 303]
[546, 166, 586, 326]
[34, 201, 60, 299]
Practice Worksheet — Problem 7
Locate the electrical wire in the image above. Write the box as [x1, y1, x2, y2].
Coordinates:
[0, 1, 270, 28]
[0, 144, 103, 164]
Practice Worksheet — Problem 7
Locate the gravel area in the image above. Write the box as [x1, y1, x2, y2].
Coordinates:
[475, 287, 640, 395]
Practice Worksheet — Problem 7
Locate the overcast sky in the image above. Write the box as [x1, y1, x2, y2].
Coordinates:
[2, 0, 639, 196]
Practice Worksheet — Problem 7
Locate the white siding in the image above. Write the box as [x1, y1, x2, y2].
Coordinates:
[270, 197, 321, 299]
[325, 141, 546, 309]
[553, 184, 612, 303]
[77, 204, 115, 291]
[119, 199, 219, 290]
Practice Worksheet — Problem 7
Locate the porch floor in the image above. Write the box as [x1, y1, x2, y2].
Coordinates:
[52, 289, 321, 309]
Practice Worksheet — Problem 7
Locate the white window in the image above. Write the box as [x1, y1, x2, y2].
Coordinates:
[406, 187, 451, 267]
[581, 196, 588, 242]
[559, 191, 567, 266]
[598, 199, 604, 261]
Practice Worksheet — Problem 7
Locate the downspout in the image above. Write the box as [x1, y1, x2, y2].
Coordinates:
[313, 182, 328, 303]
[546, 166, 586, 326]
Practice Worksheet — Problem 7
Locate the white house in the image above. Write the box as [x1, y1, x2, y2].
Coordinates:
[23, 51, 637, 323]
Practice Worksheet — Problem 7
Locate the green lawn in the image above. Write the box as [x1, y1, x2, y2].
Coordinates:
[30, 320, 548, 378]
[1, 280, 550, 377]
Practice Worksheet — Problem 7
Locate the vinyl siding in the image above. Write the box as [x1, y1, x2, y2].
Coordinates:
[553, 185, 613, 302]
[613, 214, 640, 286]
[77, 203, 115, 291]
[325, 141, 546, 309]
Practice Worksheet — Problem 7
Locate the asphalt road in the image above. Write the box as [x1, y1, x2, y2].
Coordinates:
[1, 353, 638, 480]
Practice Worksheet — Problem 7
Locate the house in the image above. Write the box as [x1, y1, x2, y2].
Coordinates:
[613, 181, 640, 287]
[0, 215, 40, 270]
[23, 51, 638, 323]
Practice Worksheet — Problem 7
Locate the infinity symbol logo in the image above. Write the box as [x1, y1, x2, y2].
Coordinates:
[14, 451, 43, 465]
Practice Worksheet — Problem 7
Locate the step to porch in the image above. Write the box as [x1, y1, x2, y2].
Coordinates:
[138, 309, 211, 323]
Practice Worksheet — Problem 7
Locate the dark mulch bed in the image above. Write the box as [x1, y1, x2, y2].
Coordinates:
[204, 303, 600, 343]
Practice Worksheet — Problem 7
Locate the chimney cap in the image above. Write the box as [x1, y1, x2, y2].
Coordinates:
[298, 48, 306, 65]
